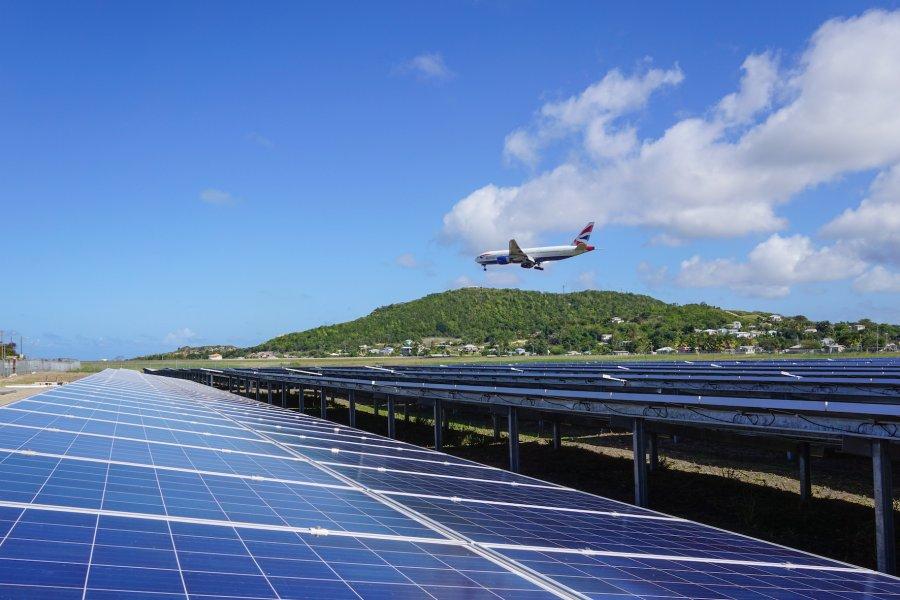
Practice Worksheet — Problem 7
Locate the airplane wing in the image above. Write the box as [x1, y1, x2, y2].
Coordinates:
[508, 239, 535, 267]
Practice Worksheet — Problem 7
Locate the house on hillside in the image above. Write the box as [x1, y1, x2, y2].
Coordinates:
[611, 317, 624, 324]
[783, 344, 810, 354]
[803, 327, 818, 334]
[730, 321, 742, 330]
[400, 346, 414, 356]
[853, 323, 866, 331]
[462, 344, 480, 354]
[655, 347, 675, 354]
[208, 353, 222, 361]
[770, 314, 783, 322]
[612, 350, 630, 356]
[380, 347, 394, 356]
[600, 334, 613, 342]
[737, 345, 759, 354]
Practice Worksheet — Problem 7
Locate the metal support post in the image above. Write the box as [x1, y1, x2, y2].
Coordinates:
[403, 400, 410, 422]
[320, 389, 327, 420]
[492, 413, 501, 441]
[633, 417, 649, 508]
[299, 388, 305, 413]
[433, 400, 443, 451]
[254, 380, 259, 402]
[873, 440, 895, 574]
[798, 442, 811, 502]
[508, 407, 520, 473]
[649, 432, 659, 472]
[281, 383, 286, 408]
[552, 419, 561, 450]
[387, 396, 396, 439]
[348, 391, 357, 428]
[267, 381, 272, 404]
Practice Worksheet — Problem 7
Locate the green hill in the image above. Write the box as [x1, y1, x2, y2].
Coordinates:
[137, 288, 898, 359]
[248, 288, 736, 356]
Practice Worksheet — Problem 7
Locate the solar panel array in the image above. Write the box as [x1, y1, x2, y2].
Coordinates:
[0, 369, 897, 599]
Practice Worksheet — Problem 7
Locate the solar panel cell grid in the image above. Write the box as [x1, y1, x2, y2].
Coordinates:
[0, 369, 896, 600]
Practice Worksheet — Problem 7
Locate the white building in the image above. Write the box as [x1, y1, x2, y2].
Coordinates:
[462, 344, 480, 354]
[655, 347, 675, 354]
[611, 317, 624, 324]
[208, 353, 222, 361]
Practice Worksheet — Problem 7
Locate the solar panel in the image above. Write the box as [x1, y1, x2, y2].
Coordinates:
[0, 369, 896, 599]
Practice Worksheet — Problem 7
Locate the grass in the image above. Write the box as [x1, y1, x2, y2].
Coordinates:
[78, 351, 886, 373]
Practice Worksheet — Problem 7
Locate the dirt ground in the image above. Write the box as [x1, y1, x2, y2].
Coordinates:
[0, 371, 86, 405]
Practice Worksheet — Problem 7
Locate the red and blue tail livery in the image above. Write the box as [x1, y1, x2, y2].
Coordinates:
[475, 222, 597, 272]
[574, 221, 594, 246]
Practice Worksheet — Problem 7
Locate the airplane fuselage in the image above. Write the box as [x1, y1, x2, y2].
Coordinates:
[476, 244, 593, 268]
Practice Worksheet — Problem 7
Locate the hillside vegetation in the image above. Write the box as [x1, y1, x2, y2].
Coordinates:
[251, 288, 735, 355]
[137, 288, 898, 359]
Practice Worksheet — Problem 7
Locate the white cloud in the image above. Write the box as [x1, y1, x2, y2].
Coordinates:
[637, 262, 669, 288]
[449, 270, 522, 290]
[396, 253, 420, 269]
[485, 271, 522, 287]
[821, 164, 900, 266]
[164, 327, 197, 346]
[443, 10, 900, 253]
[503, 66, 683, 165]
[675, 234, 866, 297]
[575, 270, 599, 290]
[199, 189, 236, 205]
[450, 275, 478, 289]
[246, 132, 274, 149]
[395, 52, 454, 82]
[853, 266, 900, 293]
[716, 52, 779, 125]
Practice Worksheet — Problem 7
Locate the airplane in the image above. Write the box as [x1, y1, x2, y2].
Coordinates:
[475, 222, 595, 271]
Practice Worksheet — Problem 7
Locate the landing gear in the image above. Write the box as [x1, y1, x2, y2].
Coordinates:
[483, 265, 487, 272]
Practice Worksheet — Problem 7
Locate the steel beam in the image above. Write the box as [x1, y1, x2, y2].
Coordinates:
[873, 439, 896, 574]
[798, 442, 811, 501]
[508, 407, 520, 473]
[433, 400, 443, 451]
[387, 396, 396, 439]
[348, 391, 357, 428]
[633, 417, 649, 508]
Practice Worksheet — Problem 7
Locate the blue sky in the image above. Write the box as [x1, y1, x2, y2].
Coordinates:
[2, 1, 899, 359]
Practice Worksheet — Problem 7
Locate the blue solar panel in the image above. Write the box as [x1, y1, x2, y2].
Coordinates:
[0, 369, 896, 599]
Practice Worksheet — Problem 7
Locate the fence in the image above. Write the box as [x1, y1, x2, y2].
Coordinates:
[0, 359, 81, 376]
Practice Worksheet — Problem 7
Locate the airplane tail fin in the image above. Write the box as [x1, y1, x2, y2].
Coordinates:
[573, 222, 594, 246]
